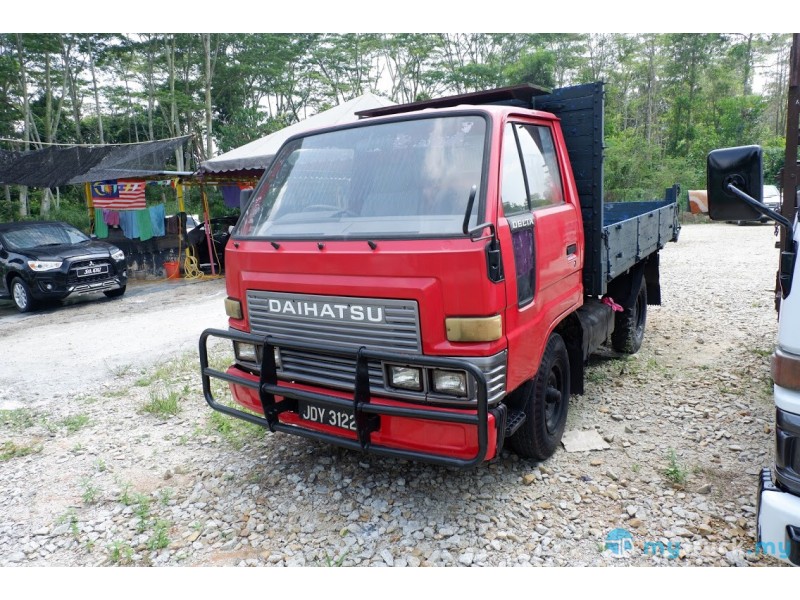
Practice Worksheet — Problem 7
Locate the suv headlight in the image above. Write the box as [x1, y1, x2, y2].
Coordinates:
[27, 260, 62, 271]
[111, 248, 125, 261]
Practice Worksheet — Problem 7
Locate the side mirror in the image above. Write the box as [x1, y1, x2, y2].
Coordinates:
[706, 145, 763, 221]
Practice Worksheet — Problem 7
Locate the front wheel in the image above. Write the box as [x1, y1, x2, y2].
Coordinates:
[611, 276, 647, 354]
[509, 332, 571, 461]
[11, 277, 35, 313]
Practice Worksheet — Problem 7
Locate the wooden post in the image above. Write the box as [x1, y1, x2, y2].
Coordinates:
[84, 182, 94, 232]
[176, 179, 185, 213]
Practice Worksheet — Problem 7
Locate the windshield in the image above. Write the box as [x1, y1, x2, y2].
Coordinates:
[237, 115, 487, 239]
[0, 222, 89, 250]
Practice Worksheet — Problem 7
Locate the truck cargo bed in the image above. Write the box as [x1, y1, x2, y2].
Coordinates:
[602, 192, 681, 285]
[534, 83, 679, 295]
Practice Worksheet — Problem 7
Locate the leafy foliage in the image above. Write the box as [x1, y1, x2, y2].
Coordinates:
[0, 33, 793, 221]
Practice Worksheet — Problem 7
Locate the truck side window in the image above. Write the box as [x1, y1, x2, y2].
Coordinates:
[501, 123, 529, 216]
[501, 123, 536, 306]
[515, 124, 564, 209]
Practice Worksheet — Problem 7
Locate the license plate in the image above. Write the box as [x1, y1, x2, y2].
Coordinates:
[298, 401, 356, 431]
[77, 265, 108, 277]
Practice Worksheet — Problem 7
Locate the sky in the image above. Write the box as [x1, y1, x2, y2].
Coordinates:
[4, 1, 792, 34]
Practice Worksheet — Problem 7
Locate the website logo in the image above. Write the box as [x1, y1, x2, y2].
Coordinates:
[605, 528, 681, 559]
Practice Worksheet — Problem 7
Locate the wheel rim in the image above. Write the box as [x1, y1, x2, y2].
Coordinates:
[12, 282, 27, 310]
[544, 365, 565, 434]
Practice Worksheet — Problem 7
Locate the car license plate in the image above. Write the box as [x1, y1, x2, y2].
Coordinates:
[77, 265, 108, 277]
[298, 402, 356, 431]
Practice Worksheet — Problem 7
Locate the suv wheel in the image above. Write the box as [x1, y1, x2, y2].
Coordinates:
[11, 277, 35, 313]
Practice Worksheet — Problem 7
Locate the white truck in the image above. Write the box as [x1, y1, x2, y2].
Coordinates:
[707, 145, 800, 565]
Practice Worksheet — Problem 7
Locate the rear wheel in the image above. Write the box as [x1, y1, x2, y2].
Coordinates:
[509, 333, 570, 461]
[611, 276, 647, 354]
[11, 277, 35, 313]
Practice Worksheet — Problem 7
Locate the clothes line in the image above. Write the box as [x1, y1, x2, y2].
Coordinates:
[94, 204, 166, 241]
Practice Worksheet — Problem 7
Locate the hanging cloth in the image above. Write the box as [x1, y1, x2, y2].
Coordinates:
[220, 185, 241, 209]
[94, 209, 109, 238]
[103, 209, 120, 227]
[149, 204, 166, 237]
[136, 208, 154, 242]
[119, 211, 139, 239]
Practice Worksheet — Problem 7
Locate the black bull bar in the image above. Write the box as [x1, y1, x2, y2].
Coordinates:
[199, 328, 491, 468]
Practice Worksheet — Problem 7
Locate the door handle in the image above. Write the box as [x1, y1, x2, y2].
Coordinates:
[566, 243, 577, 256]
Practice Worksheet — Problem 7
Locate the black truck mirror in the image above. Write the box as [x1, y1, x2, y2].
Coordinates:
[706, 145, 763, 222]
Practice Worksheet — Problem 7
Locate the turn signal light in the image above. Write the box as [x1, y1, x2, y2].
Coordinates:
[224, 297, 243, 320]
[445, 315, 502, 342]
[773, 348, 800, 391]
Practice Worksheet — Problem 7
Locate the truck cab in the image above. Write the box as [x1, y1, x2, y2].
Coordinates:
[706, 145, 800, 565]
[200, 83, 679, 468]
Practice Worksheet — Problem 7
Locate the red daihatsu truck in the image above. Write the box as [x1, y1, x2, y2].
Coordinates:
[199, 82, 679, 468]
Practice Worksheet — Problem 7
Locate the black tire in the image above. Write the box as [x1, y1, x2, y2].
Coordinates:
[509, 333, 570, 461]
[104, 285, 126, 299]
[611, 276, 647, 354]
[11, 277, 35, 313]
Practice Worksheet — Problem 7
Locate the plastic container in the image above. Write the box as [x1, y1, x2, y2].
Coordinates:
[164, 260, 181, 280]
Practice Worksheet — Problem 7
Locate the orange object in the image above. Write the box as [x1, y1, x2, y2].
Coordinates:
[164, 261, 180, 280]
[688, 190, 708, 214]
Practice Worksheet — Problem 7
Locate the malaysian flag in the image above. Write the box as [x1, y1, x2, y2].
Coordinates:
[91, 179, 146, 210]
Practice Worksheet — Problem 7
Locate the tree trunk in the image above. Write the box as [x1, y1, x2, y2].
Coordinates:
[15, 34, 30, 217]
[41, 189, 52, 216]
[87, 36, 104, 144]
[203, 33, 214, 160]
[162, 35, 182, 168]
[742, 33, 754, 96]
[60, 35, 83, 143]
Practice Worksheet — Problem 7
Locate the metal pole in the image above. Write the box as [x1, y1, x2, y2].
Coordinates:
[200, 183, 216, 276]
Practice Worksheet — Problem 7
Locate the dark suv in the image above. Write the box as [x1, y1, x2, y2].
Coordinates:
[0, 221, 128, 313]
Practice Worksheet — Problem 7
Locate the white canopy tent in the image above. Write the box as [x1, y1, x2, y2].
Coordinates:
[199, 93, 396, 175]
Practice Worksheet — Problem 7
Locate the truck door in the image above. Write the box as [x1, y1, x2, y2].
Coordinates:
[501, 121, 582, 378]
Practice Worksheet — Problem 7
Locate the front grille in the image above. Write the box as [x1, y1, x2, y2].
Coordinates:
[247, 291, 421, 353]
[245, 290, 506, 405]
[67, 259, 113, 285]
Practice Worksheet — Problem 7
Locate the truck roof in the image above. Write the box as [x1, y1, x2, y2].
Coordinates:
[356, 84, 552, 119]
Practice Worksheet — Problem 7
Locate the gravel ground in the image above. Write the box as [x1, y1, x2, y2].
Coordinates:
[0, 222, 788, 567]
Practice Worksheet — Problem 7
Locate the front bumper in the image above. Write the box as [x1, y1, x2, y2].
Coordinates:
[28, 264, 127, 299]
[757, 468, 800, 565]
[199, 328, 498, 468]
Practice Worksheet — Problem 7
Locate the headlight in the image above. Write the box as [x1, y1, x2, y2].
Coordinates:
[233, 342, 281, 369]
[431, 369, 468, 397]
[387, 365, 423, 391]
[27, 260, 62, 271]
[234, 342, 257, 363]
[111, 249, 125, 261]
